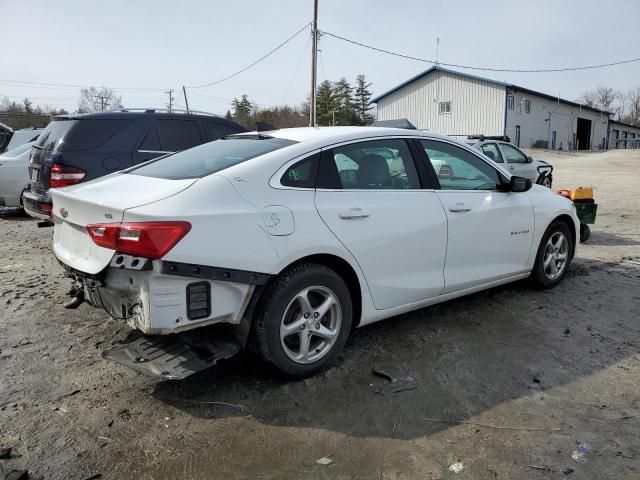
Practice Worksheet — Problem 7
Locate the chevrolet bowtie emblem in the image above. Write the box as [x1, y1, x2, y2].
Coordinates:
[59, 208, 69, 219]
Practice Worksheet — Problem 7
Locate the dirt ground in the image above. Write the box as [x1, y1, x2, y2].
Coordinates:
[1, 148, 639, 480]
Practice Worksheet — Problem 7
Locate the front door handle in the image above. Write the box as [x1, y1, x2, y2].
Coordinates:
[338, 208, 370, 219]
[448, 203, 472, 212]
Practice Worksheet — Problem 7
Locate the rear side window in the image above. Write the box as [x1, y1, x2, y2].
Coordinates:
[203, 121, 243, 142]
[139, 126, 162, 151]
[157, 119, 201, 151]
[318, 139, 420, 189]
[62, 119, 133, 151]
[281, 154, 319, 188]
[130, 137, 297, 179]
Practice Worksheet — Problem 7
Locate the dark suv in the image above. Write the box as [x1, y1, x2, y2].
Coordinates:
[23, 109, 247, 220]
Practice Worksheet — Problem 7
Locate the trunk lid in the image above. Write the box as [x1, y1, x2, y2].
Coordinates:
[52, 174, 197, 274]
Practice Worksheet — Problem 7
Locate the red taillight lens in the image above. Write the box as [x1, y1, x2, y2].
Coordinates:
[86, 222, 191, 259]
[50, 164, 86, 188]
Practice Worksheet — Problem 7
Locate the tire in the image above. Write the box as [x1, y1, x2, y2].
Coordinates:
[537, 174, 553, 188]
[530, 221, 573, 289]
[580, 224, 591, 242]
[251, 263, 353, 379]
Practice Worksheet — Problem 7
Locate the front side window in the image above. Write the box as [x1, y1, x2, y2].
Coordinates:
[157, 119, 202, 152]
[439, 101, 451, 114]
[524, 100, 531, 114]
[501, 143, 528, 163]
[318, 139, 420, 190]
[507, 95, 514, 110]
[480, 143, 504, 163]
[130, 137, 297, 179]
[421, 140, 501, 191]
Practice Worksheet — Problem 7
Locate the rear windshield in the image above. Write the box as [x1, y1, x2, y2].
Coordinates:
[129, 137, 297, 179]
[35, 118, 133, 152]
[35, 120, 77, 152]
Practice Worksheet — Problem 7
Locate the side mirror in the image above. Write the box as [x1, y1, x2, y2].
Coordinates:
[527, 156, 533, 163]
[510, 175, 532, 192]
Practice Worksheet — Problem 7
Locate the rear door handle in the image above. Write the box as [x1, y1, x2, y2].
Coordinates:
[338, 208, 370, 219]
[448, 203, 472, 212]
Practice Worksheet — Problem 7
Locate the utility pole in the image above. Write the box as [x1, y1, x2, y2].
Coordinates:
[182, 86, 190, 113]
[435, 37, 440, 66]
[165, 89, 175, 112]
[309, 0, 318, 127]
[95, 95, 108, 111]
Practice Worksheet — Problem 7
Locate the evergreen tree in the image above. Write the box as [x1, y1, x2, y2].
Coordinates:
[354, 74, 375, 125]
[333, 77, 357, 125]
[224, 110, 232, 121]
[316, 80, 336, 126]
[231, 94, 255, 128]
[23, 98, 33, 114]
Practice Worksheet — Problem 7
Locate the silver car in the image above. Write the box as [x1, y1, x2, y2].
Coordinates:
[467, 138, 553, 187]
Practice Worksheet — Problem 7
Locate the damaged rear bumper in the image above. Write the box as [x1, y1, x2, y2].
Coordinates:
[102, 329, 241, 380]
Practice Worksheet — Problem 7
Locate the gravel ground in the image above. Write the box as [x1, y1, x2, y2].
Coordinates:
[0, 148, 639, 480]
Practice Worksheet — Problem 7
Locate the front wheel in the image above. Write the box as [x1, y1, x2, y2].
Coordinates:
[251, 263, 352, 379]
[530, 221, 573, 289]
[537, 174, 553, 188]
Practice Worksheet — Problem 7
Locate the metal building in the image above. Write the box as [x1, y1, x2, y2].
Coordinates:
[608, 119, 640, 149]
[372, 66, 611, 150]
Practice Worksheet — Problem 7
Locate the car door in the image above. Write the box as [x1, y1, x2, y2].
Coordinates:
[479, 142, 504, 165]
[420, 139, 534, 294]
[315, 137, 448, 310]
[499, 142, 537, 181]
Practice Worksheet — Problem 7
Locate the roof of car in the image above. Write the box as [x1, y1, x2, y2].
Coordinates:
[53, 110, 231, 121]
[234, 126, 448, 144]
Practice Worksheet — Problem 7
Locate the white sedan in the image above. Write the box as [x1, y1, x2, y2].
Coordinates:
[50, 127, 579, 379]
[0, 141, 35, 208]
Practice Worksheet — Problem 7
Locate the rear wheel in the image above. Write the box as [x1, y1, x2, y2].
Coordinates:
[530, 221, 573, 289]
[252, 263, 352, 378]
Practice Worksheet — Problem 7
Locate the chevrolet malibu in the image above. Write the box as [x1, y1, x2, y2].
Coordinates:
[51, 127, 579, 380]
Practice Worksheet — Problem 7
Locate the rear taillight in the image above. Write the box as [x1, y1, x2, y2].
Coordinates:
[50, 164, 86, 188]
[86, 222, 191, 259]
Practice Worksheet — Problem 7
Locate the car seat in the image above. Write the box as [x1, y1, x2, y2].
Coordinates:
[356, 154, 391, 188]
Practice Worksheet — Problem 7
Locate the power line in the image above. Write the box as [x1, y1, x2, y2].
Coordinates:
[321, 30, 640, 73]
[282, 33, 311, 104]
[0, 79, 167, 91]
[187, 22, 311, 89]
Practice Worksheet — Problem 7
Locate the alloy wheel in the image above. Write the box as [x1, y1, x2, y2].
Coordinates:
[280, 286, 342, 364]
[543, 232, 569, 280]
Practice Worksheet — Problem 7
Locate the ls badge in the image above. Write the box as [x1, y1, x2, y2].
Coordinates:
[59, 208, 69, 219]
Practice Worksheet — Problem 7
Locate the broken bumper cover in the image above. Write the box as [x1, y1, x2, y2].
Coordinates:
[102, 332, 241, 380]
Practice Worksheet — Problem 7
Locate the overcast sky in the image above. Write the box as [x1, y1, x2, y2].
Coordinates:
[1, 0, 639, 114]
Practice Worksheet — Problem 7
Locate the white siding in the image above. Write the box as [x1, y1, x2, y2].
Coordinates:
[376, 70, 506, 136]
[505, 90, 609, 150]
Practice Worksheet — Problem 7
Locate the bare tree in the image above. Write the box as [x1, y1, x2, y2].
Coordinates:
[78, 86, 123, 113]
[578, 86, 624, 119]
[622, 87, 640, 126]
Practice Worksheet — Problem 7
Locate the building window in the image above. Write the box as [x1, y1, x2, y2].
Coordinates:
[507, 96, 514, 110]
[524, 100, 531, 114]
[439, 101, 451, 114]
